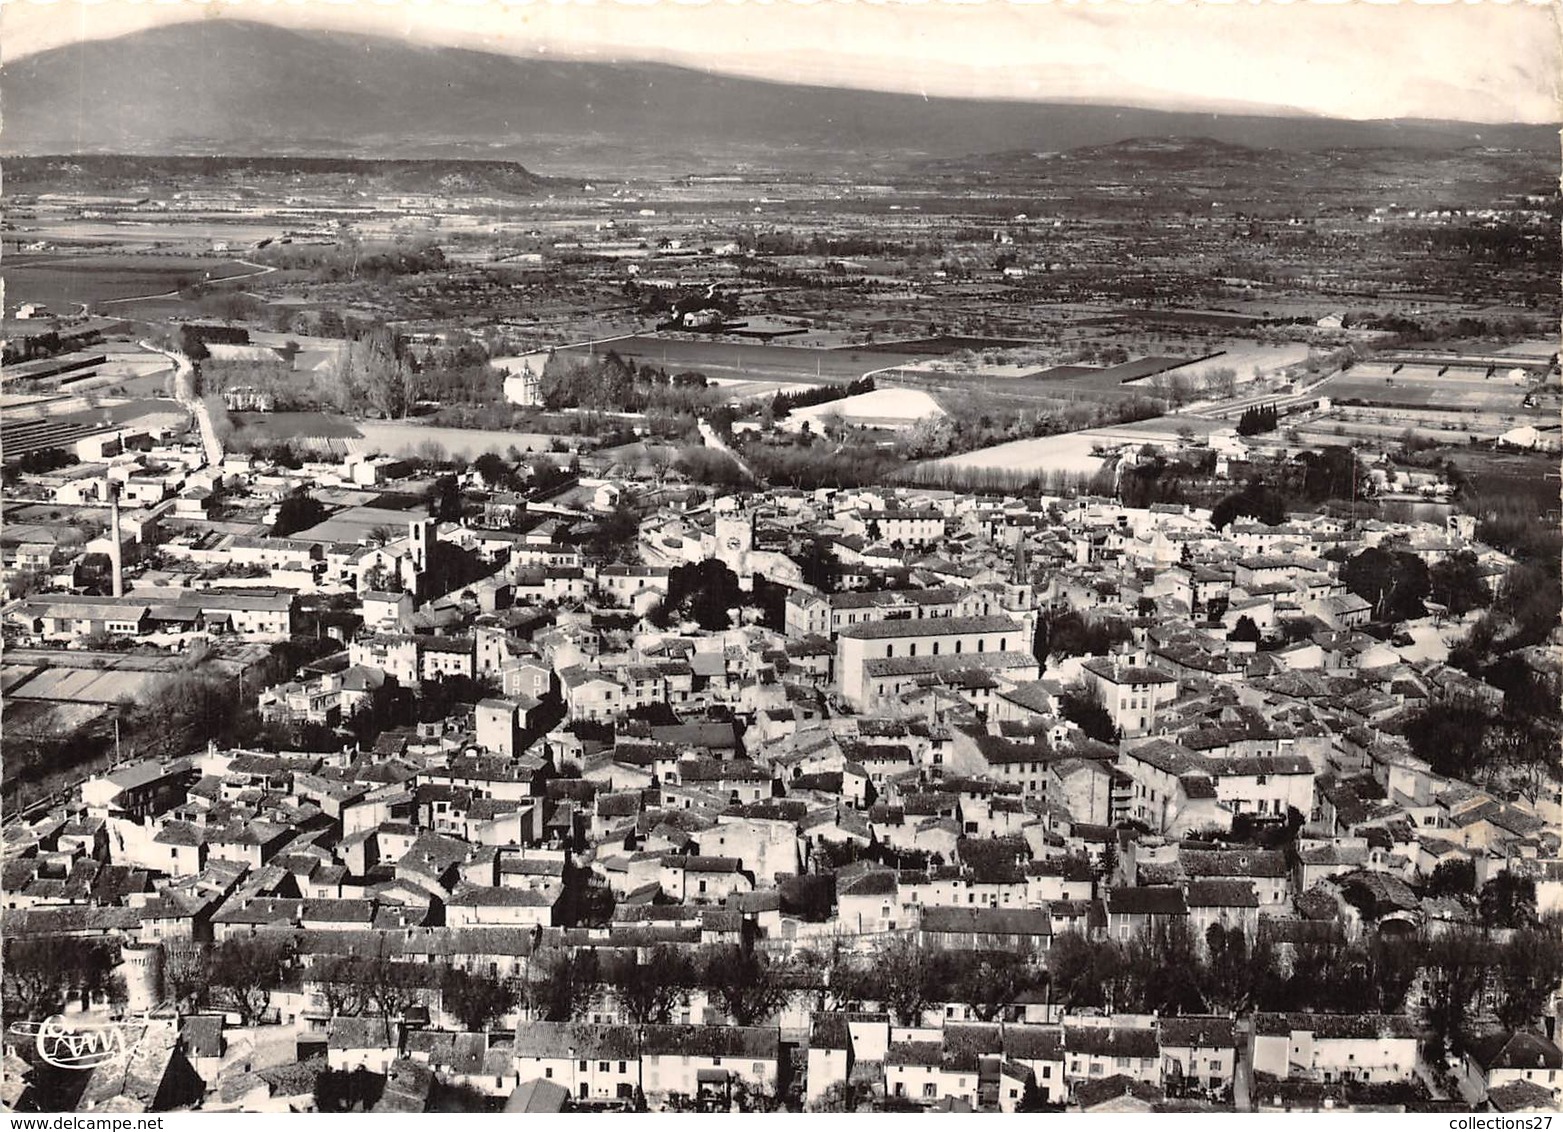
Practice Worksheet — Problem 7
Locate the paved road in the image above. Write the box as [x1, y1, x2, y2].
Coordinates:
[1191, 371, 1342, 420]
[141, 339, 223, 466]
[697, 418, 759, 482]
[100, 260, 276, 307]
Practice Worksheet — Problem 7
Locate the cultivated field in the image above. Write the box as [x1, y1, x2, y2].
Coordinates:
[229, 411, 362, 445]
[786, 387, 946, 432]
[554, 334, 924, 384]
[9, 219, 290, 249]
[1498, 338, 1561, 357]
[1162, 343, 1315, 385]
[351, 420, 567, 460]
[225, 412, 567, 460]
[1083, 415, 1227, 441]
[706, 376, 822, 400]
[924, 431, 1108, 477]
[4, 254, 262, 313]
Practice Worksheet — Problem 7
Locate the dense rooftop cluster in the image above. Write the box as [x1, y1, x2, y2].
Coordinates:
[2, 437, 1560, 1116]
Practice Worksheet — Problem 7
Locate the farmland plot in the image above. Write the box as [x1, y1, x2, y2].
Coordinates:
[5, 254, 262, 312]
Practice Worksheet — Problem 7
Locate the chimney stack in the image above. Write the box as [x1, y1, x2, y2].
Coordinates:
[109, 481, 125, 599]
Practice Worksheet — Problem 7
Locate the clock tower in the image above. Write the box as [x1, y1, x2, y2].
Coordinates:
[714, 510, 755, 591]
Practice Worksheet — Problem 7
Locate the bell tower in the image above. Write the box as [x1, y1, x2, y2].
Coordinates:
[714, 510, 754, 591]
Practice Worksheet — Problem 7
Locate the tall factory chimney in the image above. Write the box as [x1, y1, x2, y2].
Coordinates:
[108, 481, 124, 599]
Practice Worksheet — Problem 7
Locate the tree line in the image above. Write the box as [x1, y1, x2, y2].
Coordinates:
[769, 376, 875, 419]
[1047, 916, 1563, 1066]
[1236, 404, 1280, 436]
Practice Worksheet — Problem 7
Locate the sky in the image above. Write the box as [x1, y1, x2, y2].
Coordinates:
[4, 0, 1559, 123]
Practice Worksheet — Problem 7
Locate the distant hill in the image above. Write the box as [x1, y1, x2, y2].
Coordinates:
[4, 155, 556, 197]
[4, 21, 1555, 172]
[913, 135, 1559, 206]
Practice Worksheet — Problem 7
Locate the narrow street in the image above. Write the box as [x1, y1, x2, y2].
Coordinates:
[697, 418, 759, 482]
[1234, 1017, 1254, 1112]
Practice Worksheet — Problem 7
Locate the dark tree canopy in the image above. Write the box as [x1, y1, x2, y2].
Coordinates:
[1229, 615, 1262, 644]
[1403, 702, 1496, 781]
[1297, 446, 1363, 503]
[651, 559, 744, 630]
[606, 946, 695, 1026]
[1425, 858, 1477, 898]
[795, 538, 841, 594]
[1340, 546, 1429, 622]
[1034, 609, 1133, 663]
[699, 945, 792, 1027]
[1237, 404, 1279, 436]
[1058, 684, 1119, 743]
[1480, 874, 1539, 930]
[1211, 482, 1289, 530]
[1428, 550, 1493, 617]
[427, 474, 463, 522]
[440, 969, 517, 1032]
[581, 500, 642, 567]
[272, 490, 329, 537]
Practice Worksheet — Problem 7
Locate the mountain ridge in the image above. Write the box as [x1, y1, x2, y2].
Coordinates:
[4, 21, 1555, 170]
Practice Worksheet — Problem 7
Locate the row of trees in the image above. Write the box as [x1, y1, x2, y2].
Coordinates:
[2, 939, 122, 1023]
[253, 235, 447, 283]
[1046, 918, 1563, 1063]
[22, 918, 1557, 1078]
[535, 921, 1557, 1043]
[534, 941, 1043, 1029]
[1236, 404, 1280, 435]
[537, 351, 741, 419]
[769, 376, 875, 419]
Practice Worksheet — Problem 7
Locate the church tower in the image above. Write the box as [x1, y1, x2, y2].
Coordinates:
[714, 510, 755, 591]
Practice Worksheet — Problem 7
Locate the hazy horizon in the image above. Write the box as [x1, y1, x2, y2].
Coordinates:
[6, 0, 1559, 126]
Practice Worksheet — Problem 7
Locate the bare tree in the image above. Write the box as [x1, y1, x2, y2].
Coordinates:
[871, 935, 931, 1025]
[210, 936, 287, 1026]
[162, 942, 211, 1013]
[314, 955, 373, 1018]
[611, 946, 693, 1026]
[440, 968, 518, 1032]
[1205, 365, 1237, 399]
[364, 958, 424, 1045]
[3, 938, 65, 1021]
[699, 945, 793, 1027]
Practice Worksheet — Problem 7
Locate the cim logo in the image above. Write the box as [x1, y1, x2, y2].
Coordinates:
[7, 1017, 139, 1070]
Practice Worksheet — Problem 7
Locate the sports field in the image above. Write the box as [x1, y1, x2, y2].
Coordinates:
[4, 664, 164, 705]
[1322, 364, 1542, 412]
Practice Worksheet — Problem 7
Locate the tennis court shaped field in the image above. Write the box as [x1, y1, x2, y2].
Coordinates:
[5, 253, 261, 312]
[1323, 367, 1539, 411]
[897, 356, 1199, 406]
[4, 664, 164, 705]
